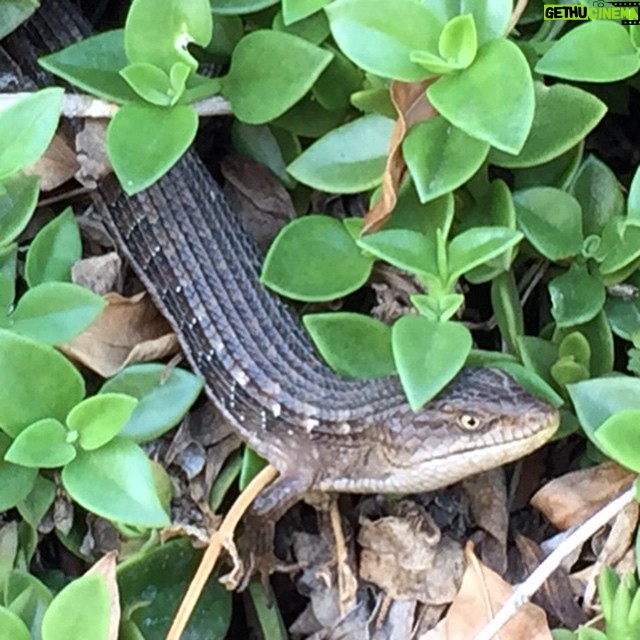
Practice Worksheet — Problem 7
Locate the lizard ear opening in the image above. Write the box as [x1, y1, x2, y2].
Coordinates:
[458, 414, 482, 431]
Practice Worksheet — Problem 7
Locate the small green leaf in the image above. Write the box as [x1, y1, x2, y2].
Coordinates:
[0, 606, 31, 640]
[549, 264, 606, 328]
[0, 244, 17, 311]
[222, 30, 333, 124]
[17, 474, 56, 529]
[9, 282, 105, 345]
[100, 364, 203, 443]
[5, 418, 76, 468]
[303, 312, 395, 378]
[325, 0, 441, 81]
[490, 83, 606, 169]
[491, 271, 523, 355]
[24, 208, 82, 286]
[536, 21, 640, 82]
[283, 0, 330, 24]
[447, 227, 522, 283]
[0, 433, 37, 511]
[120, 63, 174, 106]
[594, 410, 640, 472]
[239, 447, 268, 491]
[67, 394, 138, 451]
[0, 330, 85, 438]
[107, 102, 198, 194]
[62, 437, 170, 527]
[125, 0, 212, 72]
[392, 315, 472, 410]
[357, 228, 437, 276]
[403, 116, 489, 204]
[411, 292, 464, 322]
[39, 30, 137, 104]
[261, 216, 373, 301]
[0, 173, 40, 246]
[428, 38, 534, 154]
[0, 0, 39, 40]
[0, 88, 62, 180]
[513, 187, 583, 260]
[41, 573, 110, 640]
[627, 165, 640, 229]
[248, 580, 288, 640]
[438, 14, 477, 69]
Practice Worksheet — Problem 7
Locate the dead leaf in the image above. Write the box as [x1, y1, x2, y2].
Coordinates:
[75, 119, 111, 188]
[71, 252, 122, 295]
[24, 133, 78, 191]
[421, 544, 552, 640]
[87, 551, 120, 640]
[60, 291, 179, 377]
[358, 502, 464, 604]
[362, 80, 437, 232]
[531, 461, 636, 530]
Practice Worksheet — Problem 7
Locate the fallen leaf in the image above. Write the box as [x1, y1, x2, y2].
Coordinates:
[362, 79, 437, 232]
[60, 291, 179, 377]
[421, 544, 552, 639]
[531, 461, 635, 530]
[71, 252, 122, 295]
[75, 119, 111, 188]
[25, 133, 79, 191]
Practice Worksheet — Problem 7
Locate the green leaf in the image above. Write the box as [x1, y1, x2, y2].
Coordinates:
[24, 208, 82, 286]
[411, 292, 464, 322]
[9, 282, 105, 345]
[66, 394, 138, 451]
[0, 244, 17, 311]
[222, 30, 333, 124]
[100, 364, 203, 443]
[17, 474, 56, 529]
[287, 114, 393, 192]
[303, 312, 395, 378]
[490, 83, 606, 169]
[627, 165, 640, 229]
[274, 9, 331, 46]
[248, 580, 288, 640]
[536, 21, 640, 82]
[210, 0, 279, 14]
[42, 573, 110, 640]
[428, 38, 534, 154]
[491, 271, 523, 355]
[571, 155, 624, 237]
[549, 264, 606, 328]
[605, 296, 640, 341]
[0, 433, 37, 511]
[0, 88, 62, 180]
[124, 0, 212, 73]
[239, 447, 268, 491]
[283, 0, 331, 24]
[0, 173, 40, 246]
[5, 418, 76, 468]
[39, 30, 137, 104]
[437, 14, 477, 70]
[261, 216, 373, 301]
[0, 330, 84, 438]
[107, 102, 198, 194]
[312, 45, 363, 110]
[325, 0, 441, 81]
[594, 410, 640, 472]
[0, 607, 31, 640]
[357, 228, 437, 276]
[0, 0, 39, 40]
[513, 187, 583, 260]
[568, 376, 640, 439]
[599, 225, 640, 276]
[447, 227, 522, 283]
[403, 116, 489, 204]
[62, 437, 170, 527]
[117, 537, 231, 639]
[556, 311, 613, 377]
[392, 315, 471, 410]
[120, 63, 174, 106]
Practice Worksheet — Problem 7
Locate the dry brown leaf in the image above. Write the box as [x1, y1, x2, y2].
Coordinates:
[421, 544, 552, 640]
[60, 291, 179, 377]
[86, 552, 120, 640]
[358, 503, 464, 604]
[75, 119, 111, 188]
[71, 253, 122, 295]
[24, 133, 79, 191]
[363, 79, 437, 232]
[531, 461, 636, 530]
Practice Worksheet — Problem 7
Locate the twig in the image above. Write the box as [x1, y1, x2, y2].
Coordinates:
[0, 91, 232, 119]
[166, 463, 278, 640]
[508, 0, 529, 33]
[473, 485, 636, 640]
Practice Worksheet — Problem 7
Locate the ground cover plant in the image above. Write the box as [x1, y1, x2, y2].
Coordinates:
[1, 0, 640, 637]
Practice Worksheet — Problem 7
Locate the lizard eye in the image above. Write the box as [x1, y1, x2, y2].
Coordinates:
[458, 414, 482, 431]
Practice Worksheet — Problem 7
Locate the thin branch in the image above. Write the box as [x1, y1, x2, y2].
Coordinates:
[473, 485, 636, 640]
[0, 91, 232, 119]
[166, 464, 279, 640]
